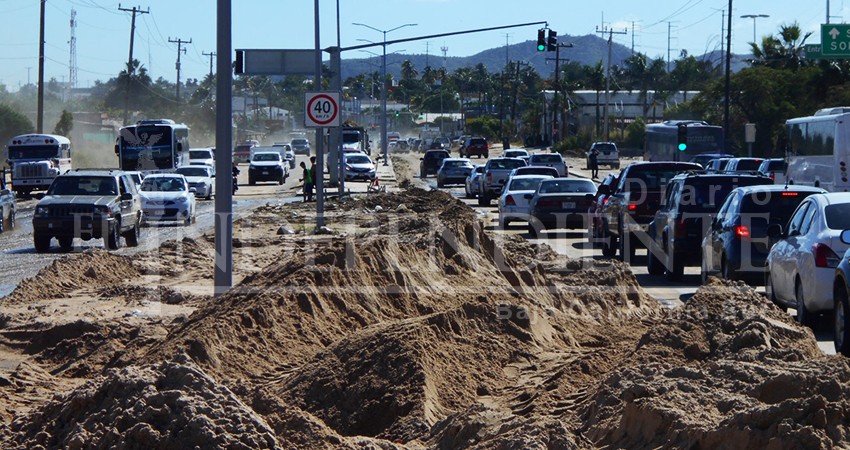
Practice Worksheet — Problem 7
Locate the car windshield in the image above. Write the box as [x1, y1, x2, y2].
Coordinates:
[443, 160, 470, 168]
[679, 178, 768, 211]
[740, 191, 815, 224]
[504, 151, 528, 158]
[733, 159, 762, 171]
[347, 155, 371, 164]
[593, 143, 616, 152]
[517, 167, 557, 176]
[141, 177, 186, 192]
[825, 203, 850, 229]
[763, 160, 786, 171]
[177, 167, 210, 177]
[189, 150, 211, 159]
[253, 153, 280, 162]
[292, 139, 308, 145]
[48, 176, 116, 196]
[509, 177, 547, 191]
[470, 138, 486, 145]
[425, 152, 448, 160]
[489, 159, 526, 170]
[531, 154, 562, 163]
[539, 179, 596, 193]
[626, 170, 681, 190]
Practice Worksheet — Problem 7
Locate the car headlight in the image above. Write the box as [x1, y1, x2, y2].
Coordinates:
[35, 206, 49, 217]
[345, 164, 353, 170]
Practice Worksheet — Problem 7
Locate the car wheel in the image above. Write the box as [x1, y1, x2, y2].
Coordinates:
[721, 255, 737, 281]
[34, 232, 51, 253]
[464, 186, 473, 199]
[601, 233, 616, 258]
[618, 228, 635, 263]
[795, 279, 816, 328]
[279, 176, 285, 185]
[478, 195, 490, 207]
[527, 222, 539, 238]
[249, 176, 255, 186]
[437, 180, 444, 188]
[700, 252, 710, 284]
[665, 247, 683, 281]
[58, 236, 74, 252]
[106, 222, 122, 250]
[835, 284, 850, 356]
[205, 190, 212, 200]
[648, 248, 665, 276]
[124, 217, 140, 247]
[765, 270, 782, 308]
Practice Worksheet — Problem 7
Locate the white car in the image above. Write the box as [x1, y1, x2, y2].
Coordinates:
[188, 148, 215, 168]
[766, 192, 850, 327]
[498, 175, 554, 228]
[343, 153, 376, 182]
[138, 174, 196, 226]
[503, 148, 530, 164]
[176, 165, 215, 200]
[273, 142, 296, 169]
[249, 151, 289, 185]
[528, 153, 568, 177]
[465, 166, 484, 199]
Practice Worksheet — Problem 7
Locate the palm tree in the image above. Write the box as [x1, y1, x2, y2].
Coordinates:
[400, 60, 418, 81]
[749, 22, 812, 70]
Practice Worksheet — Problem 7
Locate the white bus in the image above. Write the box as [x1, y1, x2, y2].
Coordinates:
[644, 120, 725, 162]
[6, 134, 72, 196]
[785, 107, 850, 192]
[115, 119, 190, 172]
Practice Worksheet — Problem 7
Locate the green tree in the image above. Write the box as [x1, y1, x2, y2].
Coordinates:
[749, 22, 813, 70]
[0, 103, 34, 167]
[53, 110, 73, 136]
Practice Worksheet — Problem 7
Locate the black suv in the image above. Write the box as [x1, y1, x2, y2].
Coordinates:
[645, 171, 772, 281]
[32, 170, 143, 252]
[700, 184, 825, 284]
[420, 149, 450, 178]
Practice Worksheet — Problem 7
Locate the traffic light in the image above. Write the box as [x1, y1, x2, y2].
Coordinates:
[677, 123, 688, 151]
[537, 29, 546, 51]
[547, 30, 557, 51]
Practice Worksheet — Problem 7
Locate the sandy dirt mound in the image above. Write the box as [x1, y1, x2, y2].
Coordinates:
[5, 355, 282, 450]
[579, 279, 850, 448]
[3, 250, 138, 304]
[133, 236, 215, 278]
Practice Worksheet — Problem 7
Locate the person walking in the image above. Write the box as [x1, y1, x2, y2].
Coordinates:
[589, 147, 600, 179]
[300, 161, 313, 202]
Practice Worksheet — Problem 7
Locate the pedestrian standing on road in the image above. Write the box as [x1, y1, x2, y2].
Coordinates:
[309, 156, 318, 197]
[300, 161, 313, 202]
[589, 147, 600, 179]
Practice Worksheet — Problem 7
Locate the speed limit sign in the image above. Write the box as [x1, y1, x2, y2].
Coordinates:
[305, 91, 340, 127]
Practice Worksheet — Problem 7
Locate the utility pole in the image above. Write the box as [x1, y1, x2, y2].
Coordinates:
[169, 37, 191, 102]
[37, 0, 45, 133]
[202, 51, 216, 79]
[69, 8, 78, 90]
[724, 0, 733, 152]
[597, 26, 627, 141]
[551, 41, 573, 144]
[667, 22, 672, 72]
[119, 4, 149, 125]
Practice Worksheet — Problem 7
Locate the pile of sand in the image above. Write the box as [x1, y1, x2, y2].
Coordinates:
[5, 355, 282, 449]
[3, 250, 138, 304]
[578, 279, 850, 448]
[132, 236, 215, 278]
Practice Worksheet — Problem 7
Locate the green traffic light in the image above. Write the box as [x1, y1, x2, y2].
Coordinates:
[537, 44, 546, 51]
[678, 143, 687, 151]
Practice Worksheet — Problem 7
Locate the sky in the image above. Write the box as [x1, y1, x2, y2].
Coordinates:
[0, 0, 839, 91]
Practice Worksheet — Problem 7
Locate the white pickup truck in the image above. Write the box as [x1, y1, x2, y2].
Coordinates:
[477, 157, 527, 206]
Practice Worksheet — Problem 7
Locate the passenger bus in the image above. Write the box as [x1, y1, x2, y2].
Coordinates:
[785, 107, 850, 192]
[5, 134, 72, 196]
[644, 120, 725, 162]
[115, 119, 190, 172]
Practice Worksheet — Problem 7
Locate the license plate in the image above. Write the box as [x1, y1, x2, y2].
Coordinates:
[262, 171, 269, 175]
[562, 202, 575, 209]
[149, 209, 164, 216]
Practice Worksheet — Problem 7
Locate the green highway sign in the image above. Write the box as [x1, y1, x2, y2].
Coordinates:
[804, 43, 850, 60]
[822, 24, 850, 56]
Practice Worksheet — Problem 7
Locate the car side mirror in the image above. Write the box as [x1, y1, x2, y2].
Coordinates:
[767, 223, 784, 239]
[524, 193, 533, 200]
[120, 192, 133, 201]
[189, 187, 197, 194]
[114, 144, 120, 155]
[841, 229, 850, 245]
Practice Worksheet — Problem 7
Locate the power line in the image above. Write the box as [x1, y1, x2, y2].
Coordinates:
[168, 36, 191, 102]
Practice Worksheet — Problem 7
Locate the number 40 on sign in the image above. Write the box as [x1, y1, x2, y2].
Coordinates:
[304, 91, 340, 128]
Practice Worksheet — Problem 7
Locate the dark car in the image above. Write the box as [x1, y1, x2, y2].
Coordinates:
[701, 185, 825, 284]
[705, 158, 732, 172]
[420, 150, 451, 178]
[724, 157, 764, 173]
[644, 171, 773, 281]
[758, 158, 787, 183]
[598, 161, 703, 261]
[527, 178, 597, 237]
[460, 137, 489, 158]
[0, 174, 16, 234]
[32, 170, 143, 252]
[832, 230, 850, 356]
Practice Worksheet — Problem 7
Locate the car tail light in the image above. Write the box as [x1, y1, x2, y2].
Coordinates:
[602, 197, 609, 205]
[628, 203, 637, 212]
[770, 173, 775, 181]
[674, 219, 687, 238]
[505, 195, 516, 206]
[781, 191, 798, 196]
[734, 225, 750, 238]
[814, 243, 841, 268]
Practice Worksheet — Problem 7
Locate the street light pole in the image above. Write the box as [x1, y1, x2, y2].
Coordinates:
[353, 22, 417, 166]
[740, 14, 769, 44]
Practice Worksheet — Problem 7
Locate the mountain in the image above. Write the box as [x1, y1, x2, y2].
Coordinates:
[339, 33, 747, 80]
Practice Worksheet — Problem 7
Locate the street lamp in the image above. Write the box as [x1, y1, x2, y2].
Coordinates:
[353, 22, 417, 165]
[740, 14, 769, 44]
